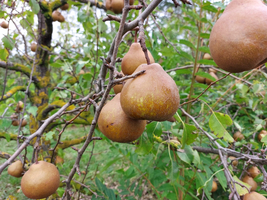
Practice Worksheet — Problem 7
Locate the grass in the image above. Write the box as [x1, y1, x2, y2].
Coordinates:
[0, 124, 140, 199]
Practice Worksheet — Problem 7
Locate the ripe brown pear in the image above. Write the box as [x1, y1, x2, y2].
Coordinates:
[0, 21, 8, 29]
[209, 0, 267, 73]
[98, 94, 146, 143]
[211, 181, 218, 192]
[113, 83, 123, 94]
[203, 53, 212, 60]
[205, 72, 218, 85]
[8, 160, 24, 177]
[31, 43, 37, 52]
[195, 75, 205, 84]
[60, 3, 69, 10]
[258, 130, 267, 142]
[243, 191, 266, 200]
[233, 131, 245, 141]
[106, 0, 134, 14]
[229, 156, 238, 167]
[242, 175, 257, 191]
[248, 166, 261, 178]
[121, 42, 155, 75]
[21, 161, 60, 199]
[120, 63, 180, 121]
[12, 119, 27, 127]
[15, 101, 24, 113]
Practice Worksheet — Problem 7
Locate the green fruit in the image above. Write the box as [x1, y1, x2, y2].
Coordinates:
[121, 42, 155, 75]
[209, 0, 267, 73]
[21, 161, 60, 199]
[98, 93, 146, 143]
[120, 63, 180, 121]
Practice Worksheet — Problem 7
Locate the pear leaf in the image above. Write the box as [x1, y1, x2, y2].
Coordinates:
[233, 176, 250, 196]
[209, 112, 234, 143]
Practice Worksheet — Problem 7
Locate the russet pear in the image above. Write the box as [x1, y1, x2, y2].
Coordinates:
[106, 0, 134, 14]
[120, 63, 180, 121]
[242, 175, 257, 191]
[21, 161, 60, 199]
[243, 192, 266, 200]
[209, 0, 267, 73]
[8, 160, 24, 177]
[98, 93, 146, 143]
[121, 42, 155, 75]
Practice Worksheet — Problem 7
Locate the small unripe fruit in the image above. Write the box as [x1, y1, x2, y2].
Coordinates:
[203, 53, 212, 60]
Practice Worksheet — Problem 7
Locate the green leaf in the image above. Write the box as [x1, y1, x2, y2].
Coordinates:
[182, 124, 198, 146]
[197, 59, 217, 65]
[4, 133, 11, 142]
[200, 33, 210, 39]
[179, 39, 196, 50]
[177, 151, 191, 165]
[100, 156, 122, 174]
[198, 46, 210, 53]
[29, 0, 40, 14]
[28, 106, 38, 116]
[233, 176, 250, 196]
[2, 36, 15, 50]
[0, 48, 9, 60]
[209, 112, 234, 142]
[95, 177, 105, 192]
[195, 71, 216, 81]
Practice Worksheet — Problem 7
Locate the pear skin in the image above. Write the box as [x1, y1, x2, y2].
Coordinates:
[120, 63, 180, 121]
[121, 43, 155, 75]
[98, 94, 146, 143]
[209, 0, 267, 72]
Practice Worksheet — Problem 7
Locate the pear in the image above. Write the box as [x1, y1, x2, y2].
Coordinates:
[60, 3, 69, 10]
[98, 94, 146, 143]
[12, 119, 27, 127]
[233, 131, 245, 141]
[258, 130, 267, 142]
[211, 181, 218, 192]
[31, 43, 37, 52]
[195, 75, 205, 84]
[243, 192, 266, 200]
[248, 166, 261, 178]
[242, 175, 257, 191]
[121, 42, 155, 75]
[203, 53, 212, 60]
[52, 10, 60, 21]
[0, 21, 8, 29]
[8, 160, 24, 177]
[228, 156, 238, 167]
[15, 101, 24, 113]
[205, 72, 218, 85]
[120, 63, 180, 121]
[209, 0, 267, 73]
[113, 83, 124, 94]
[106, 0, 134, 14]
[21, 161, 60, 199]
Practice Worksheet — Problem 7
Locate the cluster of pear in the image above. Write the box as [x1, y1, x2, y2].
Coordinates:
[209, 0, 267, 73]
[98, 42, 180, 143]
[106, 0, 134, 14]
[10, 101, 27, 127]
[0, 21, 8, 29]
[8, 160, 60, 199]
